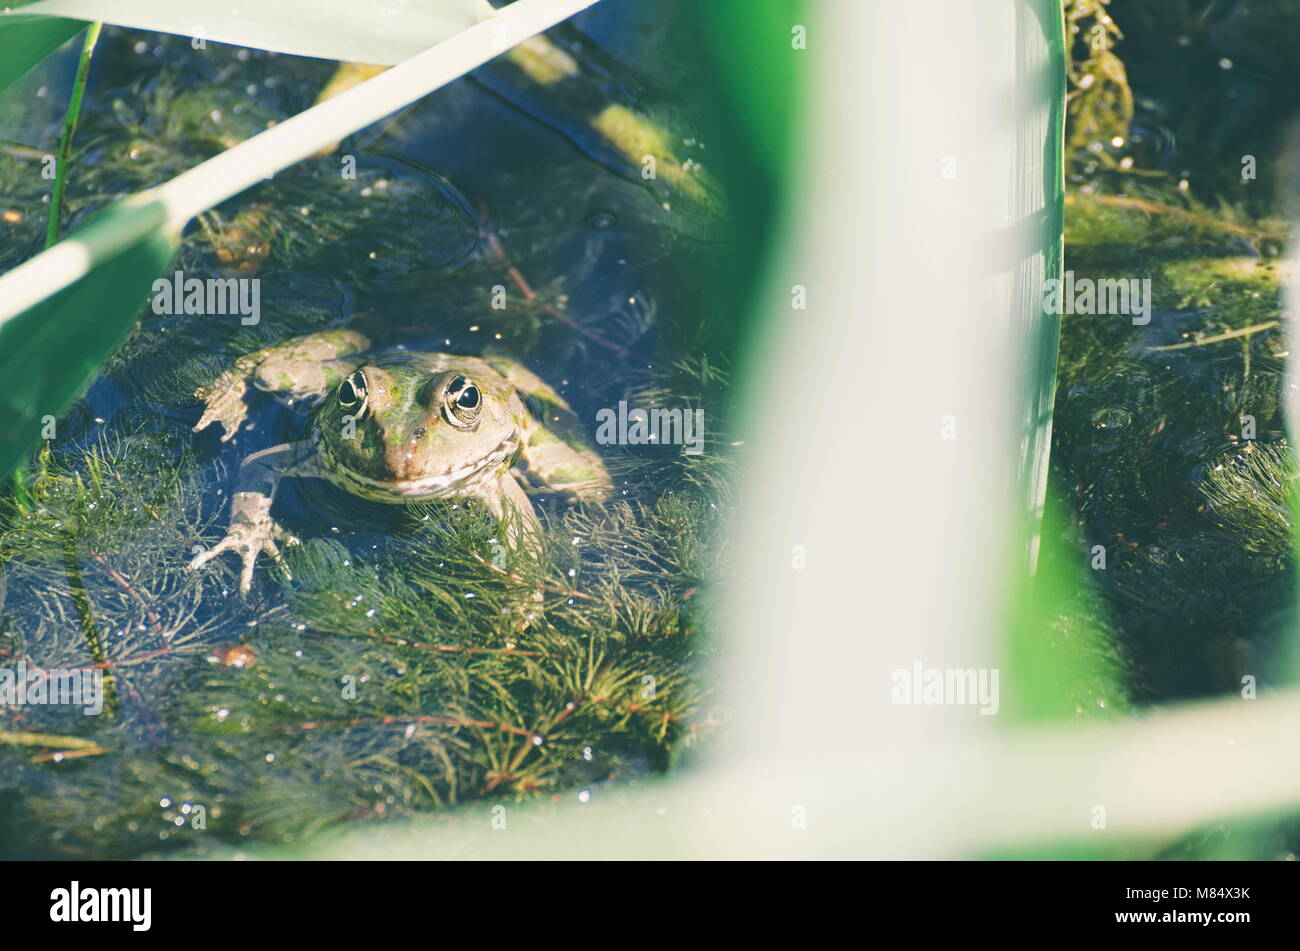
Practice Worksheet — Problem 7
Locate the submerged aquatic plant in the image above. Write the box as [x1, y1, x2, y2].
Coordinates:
[0, 379, 727, 856]
[1063, 0, 1132, 167]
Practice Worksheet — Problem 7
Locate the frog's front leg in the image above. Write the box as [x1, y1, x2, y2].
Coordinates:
[190, 441, 320, 594]
[472, 473, 542, 548]
[194, 329, 371, 441]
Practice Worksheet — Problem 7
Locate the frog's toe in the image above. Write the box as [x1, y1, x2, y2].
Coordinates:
[237, 549, 259, 596]
[263, 531, 301, 582]
[188, 538, 231, 571]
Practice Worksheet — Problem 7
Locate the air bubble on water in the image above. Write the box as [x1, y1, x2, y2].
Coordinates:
[531, 734, 544, 746]
[1219, 58, 1233, 69]
[1091, 407, 1132, 431]
[133, 41, 149, 54]
[582, 745, 593, 761]
[216, 708, 230, 722]
[265, 753, 275, 763]
[578, 788, 591, 803]
[160, 797, 172, 808]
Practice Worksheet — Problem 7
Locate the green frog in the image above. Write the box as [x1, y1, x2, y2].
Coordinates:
[188, 329, 610, 593]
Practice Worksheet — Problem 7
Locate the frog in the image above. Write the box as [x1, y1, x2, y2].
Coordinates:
[188, 329, 611, 593]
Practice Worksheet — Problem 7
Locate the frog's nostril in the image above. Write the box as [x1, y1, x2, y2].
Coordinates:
[412, 426, 428, 440]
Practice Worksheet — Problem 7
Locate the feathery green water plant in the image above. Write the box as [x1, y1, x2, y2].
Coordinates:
[0, 363, 725, 856]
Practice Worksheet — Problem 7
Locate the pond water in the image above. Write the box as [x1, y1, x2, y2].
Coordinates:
[1053, 0, 1300, 857]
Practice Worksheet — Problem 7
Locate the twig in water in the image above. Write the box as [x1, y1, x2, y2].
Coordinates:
[478, 208, 629, 358]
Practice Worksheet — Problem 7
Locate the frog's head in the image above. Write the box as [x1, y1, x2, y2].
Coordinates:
[314, 355, 522, 500]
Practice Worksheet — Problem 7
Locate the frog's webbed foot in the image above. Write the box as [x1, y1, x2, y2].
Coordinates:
[189, 509, 300, 595]
[194, 331, 370, 441]
[189, 442, 312, 595]
[193, 367, 255, 442]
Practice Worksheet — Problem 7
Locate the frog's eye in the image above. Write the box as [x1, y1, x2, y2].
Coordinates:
[337, 370, 368, 413]
[443, 374, 482, 428]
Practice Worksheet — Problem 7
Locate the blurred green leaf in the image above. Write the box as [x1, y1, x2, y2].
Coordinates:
[0, 201, 174, 482]
[0, 11, 84, 93]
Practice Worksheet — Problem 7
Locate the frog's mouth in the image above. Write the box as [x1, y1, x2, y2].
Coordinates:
[319, 432, 519, 501]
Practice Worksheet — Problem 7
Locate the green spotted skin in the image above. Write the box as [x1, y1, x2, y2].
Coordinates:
[191, 331, 611, 592]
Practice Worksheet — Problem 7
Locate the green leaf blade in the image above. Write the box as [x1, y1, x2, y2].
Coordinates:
[0, 13, 85, 93]
[0, 201, 175, 481]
